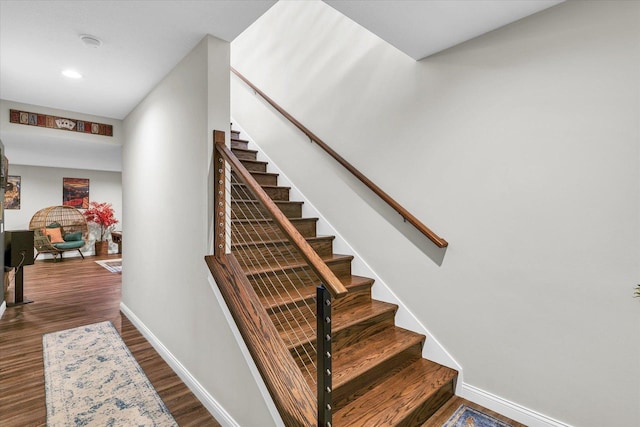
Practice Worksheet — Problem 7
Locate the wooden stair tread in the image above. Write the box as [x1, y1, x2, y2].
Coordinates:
[231, 137, 249, 144]
[240, 159, 268, 168]
[320, 327, 425, 389]
[231, 199, 302, 218]
[231, 235, 334, 249]
[300, 326, 425, 389]
[232, 217, 317, 235]
[261, 275, 373, 311]
[333, 359, 458, 426]
[231, 184, 292, 202]
[232, 170, 279, 178]
[231, 147, 258, 160]
[232, 183, 291, 191]
[241, 253, 354, 276]
[232, 171, 278, 186]
[232, 217, 316, 224]
[231, 147, 257, 153]
[232, 198, 300, 205]
[281, 300, 397, 350]
[231, 217, 318, 240]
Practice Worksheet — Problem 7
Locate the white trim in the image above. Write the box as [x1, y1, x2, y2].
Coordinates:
[460, 383, 573, 427]
[119, 302, 241, 427]
[0, 300, 6, 319]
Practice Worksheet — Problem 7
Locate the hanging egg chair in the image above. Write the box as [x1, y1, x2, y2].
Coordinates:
[29, 205, 88, 261]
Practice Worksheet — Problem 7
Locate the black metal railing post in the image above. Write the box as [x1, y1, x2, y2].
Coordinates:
[317, 285, 332, 427]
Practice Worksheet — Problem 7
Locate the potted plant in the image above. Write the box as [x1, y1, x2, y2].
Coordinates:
[83, 202, 118, 256]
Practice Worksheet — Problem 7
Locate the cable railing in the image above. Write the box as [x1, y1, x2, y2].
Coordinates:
[231, 67, 448, 249]
[208, 130, 342, 426]
[215, 134, 347, 298]
[230, 174, 321, 379]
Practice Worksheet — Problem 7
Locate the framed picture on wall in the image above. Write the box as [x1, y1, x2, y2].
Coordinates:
[4, 175, 21, 210]
[62, 177, 89, 209]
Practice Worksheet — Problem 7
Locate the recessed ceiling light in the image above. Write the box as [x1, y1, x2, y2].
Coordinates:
[62, 69, 83, 79]
[80, 34, 102, 48]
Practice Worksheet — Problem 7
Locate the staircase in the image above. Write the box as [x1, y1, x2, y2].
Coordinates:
[229, 129, 458, 426]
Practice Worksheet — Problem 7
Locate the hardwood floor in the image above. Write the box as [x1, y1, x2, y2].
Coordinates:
[0, 254, 221, 427]
[1, 253, 526, 427]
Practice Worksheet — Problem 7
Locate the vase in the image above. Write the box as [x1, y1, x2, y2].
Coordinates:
[95, 241, 109, 257]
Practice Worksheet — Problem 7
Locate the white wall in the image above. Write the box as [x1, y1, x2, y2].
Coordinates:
[0, 99, 122, 172]
[122, 35, 274, 426]
[231, 1, 640, 426]
[4, 164, 122, 256]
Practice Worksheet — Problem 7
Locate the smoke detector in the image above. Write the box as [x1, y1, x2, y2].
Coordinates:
[80, 34, 102, 48]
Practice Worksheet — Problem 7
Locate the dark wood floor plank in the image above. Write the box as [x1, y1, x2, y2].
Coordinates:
[0, 255, 221, 427]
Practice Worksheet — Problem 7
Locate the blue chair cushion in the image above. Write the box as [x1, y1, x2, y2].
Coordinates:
[53, 241, 85, 250]
[63, 232, 83, 242]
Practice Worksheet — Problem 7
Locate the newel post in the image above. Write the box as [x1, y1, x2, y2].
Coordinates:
[317, 284, 333, 426]
[213, 130, 226, 258]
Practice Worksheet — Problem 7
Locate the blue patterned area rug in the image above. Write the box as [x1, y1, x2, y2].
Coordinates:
[95, 258, 122, 273]
[43, 321, 177, 427]
[443, 404, 514, 427]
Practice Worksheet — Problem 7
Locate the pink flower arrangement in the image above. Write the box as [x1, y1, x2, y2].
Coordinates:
[83, 202, 118, 241]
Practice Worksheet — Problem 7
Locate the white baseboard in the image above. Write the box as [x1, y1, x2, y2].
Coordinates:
[119, 303, 239, 427]
[460, 383, 573, 427]
[0, 300, 6, 319]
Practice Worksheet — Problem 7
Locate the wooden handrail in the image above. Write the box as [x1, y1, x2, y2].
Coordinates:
[205, 254, 317, 426]
[231, 67, 448, 248]
[215, 140, 348, 298]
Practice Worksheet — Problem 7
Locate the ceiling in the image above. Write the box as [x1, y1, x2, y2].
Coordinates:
[0, 0, 565, 120]
[0, 0, 278, 120]
[0, 0, 563, 171]
[325, 0, 563, 60]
